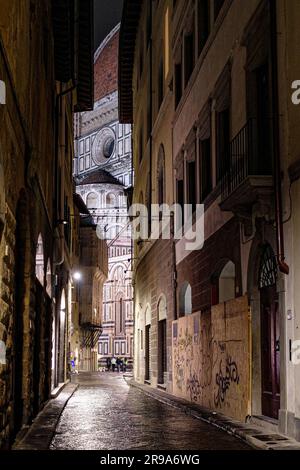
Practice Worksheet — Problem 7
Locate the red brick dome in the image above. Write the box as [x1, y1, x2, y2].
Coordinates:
[94, 25, 119, 103]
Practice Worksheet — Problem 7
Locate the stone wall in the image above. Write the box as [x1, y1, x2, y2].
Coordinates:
[0, 205, 16, 445]
[134, 239, 175, 391]
[176, 217, 242, 315]
[0, 0, 66, 448]
[172, 295, 251, 421]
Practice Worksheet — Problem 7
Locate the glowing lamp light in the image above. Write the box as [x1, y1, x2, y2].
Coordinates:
[73, 271, 82, 281]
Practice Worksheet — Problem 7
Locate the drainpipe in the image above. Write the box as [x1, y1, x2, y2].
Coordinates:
[270, 0, 289, 275]
[149, 0, 153, 229]
[54, 82, 77, 267]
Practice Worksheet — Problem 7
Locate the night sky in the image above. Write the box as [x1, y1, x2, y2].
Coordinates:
[94, 0, 124, 50]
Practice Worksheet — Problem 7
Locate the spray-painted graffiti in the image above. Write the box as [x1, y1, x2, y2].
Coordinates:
[172, 296, 250, 421]
[186, 372, 201, 402]
[214, 354, 240, 408]
[173, 326, 193, 391]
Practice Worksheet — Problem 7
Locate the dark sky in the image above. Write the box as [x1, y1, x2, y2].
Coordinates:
[94, 0, 124, 51]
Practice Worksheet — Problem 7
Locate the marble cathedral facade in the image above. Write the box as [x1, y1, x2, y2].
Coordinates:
[74, 25, 134, 368]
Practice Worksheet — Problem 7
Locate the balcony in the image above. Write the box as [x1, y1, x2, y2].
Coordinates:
[220, 119, 273, 214]
[80, 323, 103, 349]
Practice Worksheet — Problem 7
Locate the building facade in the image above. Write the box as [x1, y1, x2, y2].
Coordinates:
[0, 0, 94, 448]
[74, 25, 134, 368]
[119, 0, 300, 440]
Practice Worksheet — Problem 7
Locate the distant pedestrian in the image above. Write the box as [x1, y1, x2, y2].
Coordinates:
[106, 357, 111, 372]
[111, 356, 116, 372]
[123, 357, 128, 372]
[116, 357, 122, 373]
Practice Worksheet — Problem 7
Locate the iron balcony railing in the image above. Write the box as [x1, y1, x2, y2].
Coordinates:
[221, 118, 273, 201]
[80, 322, 103, 349]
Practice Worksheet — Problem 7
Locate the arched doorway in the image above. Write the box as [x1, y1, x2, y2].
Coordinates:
[58, 290, 66, 384]
[33, 233, 46, 416]
[259, 243, 280, 419]
[145, 306, 151, 382]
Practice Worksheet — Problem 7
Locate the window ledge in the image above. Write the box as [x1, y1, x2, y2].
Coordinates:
[157, 383, 167, 390]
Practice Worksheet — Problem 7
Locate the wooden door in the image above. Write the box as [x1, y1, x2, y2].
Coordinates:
[260, 285, 280, 419]
[145, 325, 151, 381]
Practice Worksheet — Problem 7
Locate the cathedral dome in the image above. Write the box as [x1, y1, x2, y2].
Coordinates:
[94, 24, 120, 103]
[77, 169, 123, 187]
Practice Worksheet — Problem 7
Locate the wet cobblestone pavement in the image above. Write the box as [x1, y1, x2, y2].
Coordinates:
[50, 372, 252, 451]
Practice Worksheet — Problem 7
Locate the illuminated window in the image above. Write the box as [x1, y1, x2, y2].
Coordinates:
[219, 261, 236, 303]
[179, 282, 192, 316]
[46, 259, 52, 297]
[86, 192, 98, 209]
[106, 193, 116, 207]
[35, 234, 44, 286]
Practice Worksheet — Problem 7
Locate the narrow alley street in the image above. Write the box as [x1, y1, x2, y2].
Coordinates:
[2, 0, 300, 459]
[49, 373, 251, 451]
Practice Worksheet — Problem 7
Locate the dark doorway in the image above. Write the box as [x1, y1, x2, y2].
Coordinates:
[33, 280, 43, 416]
[259, 244, 280, 419]
[58, 304, 66, 384]
[158, 319, 167, 385]
[43, 295, 52, 401]
[145, 325, 151, 382]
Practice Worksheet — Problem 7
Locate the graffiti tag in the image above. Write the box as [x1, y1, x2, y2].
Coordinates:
[186, 373, 201, 402]
[214, 355, 240, 408]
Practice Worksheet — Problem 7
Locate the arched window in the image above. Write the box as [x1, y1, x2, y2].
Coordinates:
[46, 259, 52, 297]
[218, 261, 236, 303]
[179, 282, 192, 316]
[103, 135, 115, 159]
[116, 298, 125, 335]
[86, 192, 98, 209]
[157, 294, 167, 385]
[157, 145, 165, 206]
[35, 234, 44, 286]
[158, 295, 167, 321]
[106, 193, 116, 207]
[259, 243, 278, 289]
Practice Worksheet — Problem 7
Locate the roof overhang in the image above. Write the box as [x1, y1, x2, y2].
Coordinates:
[52, 0, 74, 82]
[73, 193, 90, 215]
[75, 0, 94, 112]
[52, 0, 94, 111]
[118, 0, 142, 124]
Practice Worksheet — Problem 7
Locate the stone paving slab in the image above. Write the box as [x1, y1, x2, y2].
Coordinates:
[50, 372, 252, 450]
[13, 383, 78, 450]
[127, 379, 300, 451]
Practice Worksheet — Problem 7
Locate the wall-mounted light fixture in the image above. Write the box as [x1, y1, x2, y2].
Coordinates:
[57, 219, 68, 226]
[0, 81, 6, 105]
